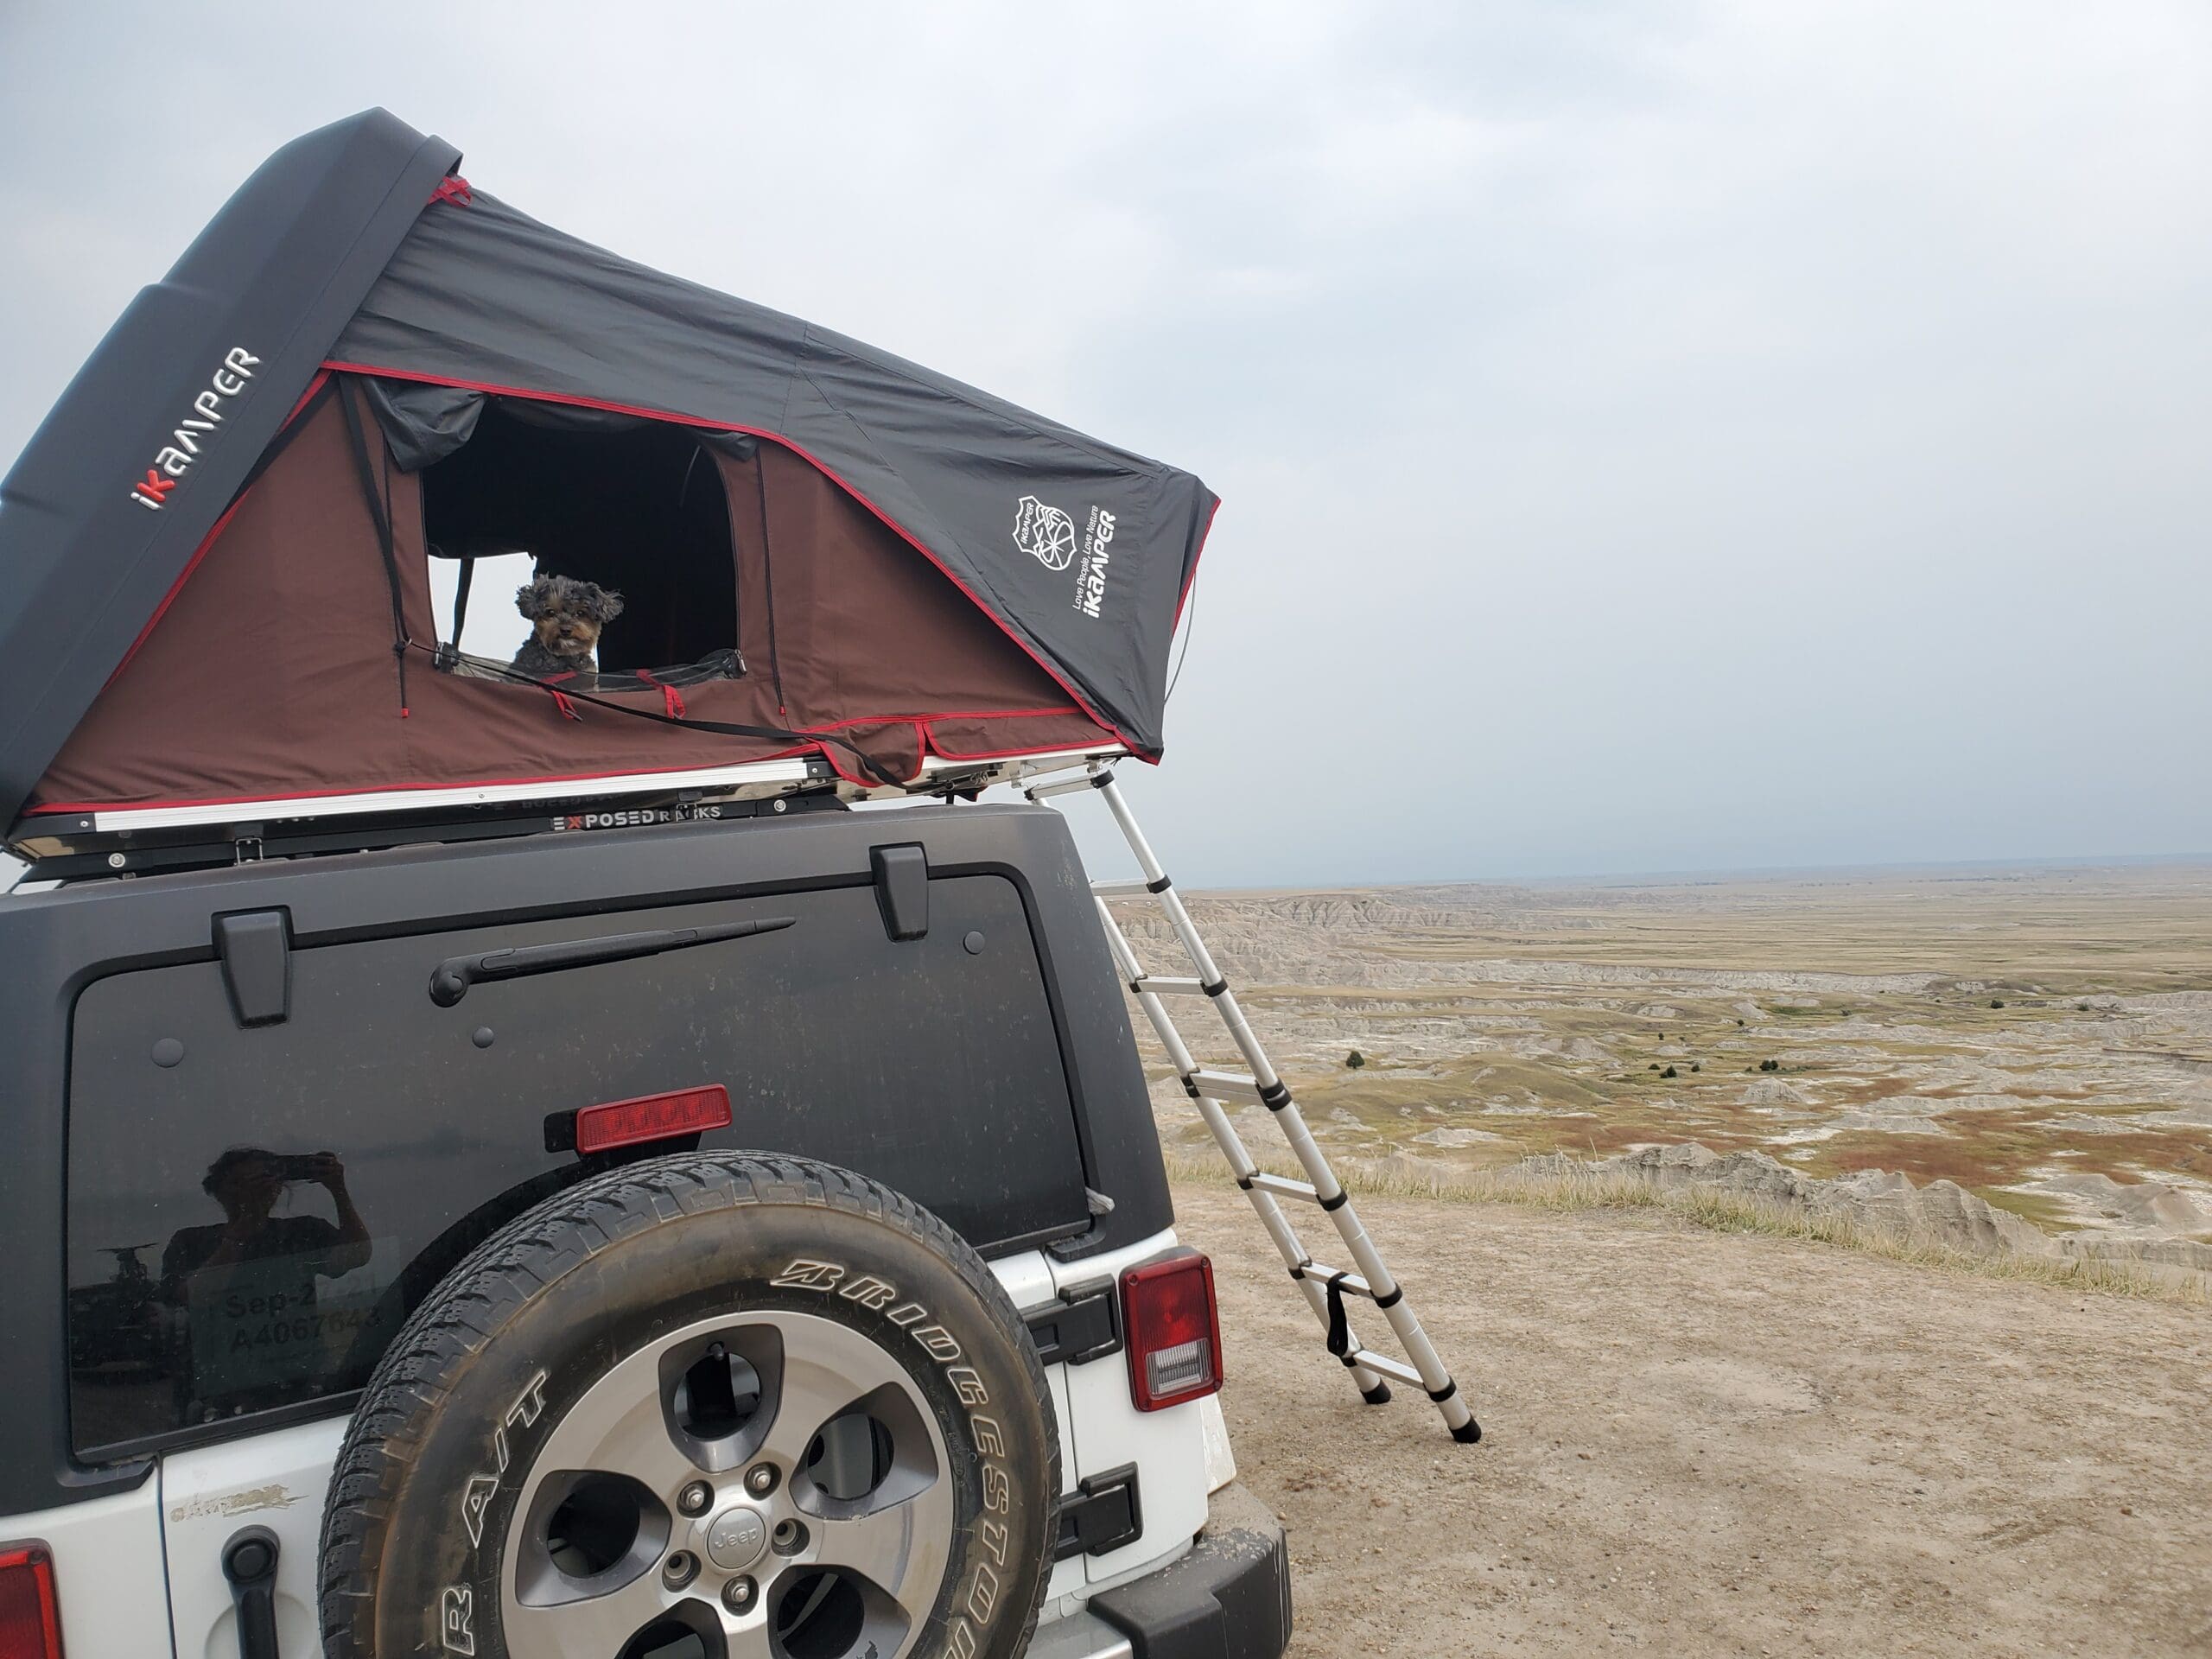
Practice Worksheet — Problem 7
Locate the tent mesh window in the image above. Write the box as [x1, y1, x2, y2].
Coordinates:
[423, 404, 741, 678]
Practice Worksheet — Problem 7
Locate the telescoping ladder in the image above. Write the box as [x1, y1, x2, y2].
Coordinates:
[1023, 762, 1480, 1445]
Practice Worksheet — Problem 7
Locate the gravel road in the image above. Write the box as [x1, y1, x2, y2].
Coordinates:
[1173, 1182, 2212, 1656]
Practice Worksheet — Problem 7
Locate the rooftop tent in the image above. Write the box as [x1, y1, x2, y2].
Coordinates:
[0, 111, 1215, 831]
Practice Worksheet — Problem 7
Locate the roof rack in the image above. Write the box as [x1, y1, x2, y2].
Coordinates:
[8, 744, 1128, 880]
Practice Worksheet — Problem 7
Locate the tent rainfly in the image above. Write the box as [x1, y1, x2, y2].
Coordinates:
[0, 111, 1215, 834]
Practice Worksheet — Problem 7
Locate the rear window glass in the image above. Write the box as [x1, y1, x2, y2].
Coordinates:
[66, 877, 1088, 1459]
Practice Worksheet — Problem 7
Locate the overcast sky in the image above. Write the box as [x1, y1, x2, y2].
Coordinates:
[3, 3, 2207, 886]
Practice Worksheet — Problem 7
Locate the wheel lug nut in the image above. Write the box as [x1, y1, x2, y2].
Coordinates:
[722, 1575, 757, 1613]
[678, 1480, 712, 1515]
[744, 1463, 779, 1497]
[662, 1550, 698, 1588]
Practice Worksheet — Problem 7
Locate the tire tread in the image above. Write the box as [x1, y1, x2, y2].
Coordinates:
[319, 1150, 1056, 1658]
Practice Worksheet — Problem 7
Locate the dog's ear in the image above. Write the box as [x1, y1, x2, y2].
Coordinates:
[578, 583, 624, 623]
[596, 587, 625, 623]
[516, 575, 553, 619]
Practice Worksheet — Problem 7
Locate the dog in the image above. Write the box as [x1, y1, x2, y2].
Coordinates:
[512, 575, 623, 682]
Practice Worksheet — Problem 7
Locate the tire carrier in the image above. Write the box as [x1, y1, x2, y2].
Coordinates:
[1021, 762, 1482, 1445]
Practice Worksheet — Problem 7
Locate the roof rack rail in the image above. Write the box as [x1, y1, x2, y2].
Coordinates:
[6, 745, 1130, 880]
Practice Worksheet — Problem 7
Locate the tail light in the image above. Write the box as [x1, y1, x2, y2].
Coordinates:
[0, 1542, 62, 1659]
[1121, 1250, 1223, 1411]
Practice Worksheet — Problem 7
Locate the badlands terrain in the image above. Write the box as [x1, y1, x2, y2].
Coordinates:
[1126, 861, 2212, 1263]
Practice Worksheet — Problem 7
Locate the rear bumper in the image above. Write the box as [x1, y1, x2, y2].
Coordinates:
[1029, 1482, 1291, 1659]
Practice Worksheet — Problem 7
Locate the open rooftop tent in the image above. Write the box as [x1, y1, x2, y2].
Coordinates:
[0, 110, 1215, 839]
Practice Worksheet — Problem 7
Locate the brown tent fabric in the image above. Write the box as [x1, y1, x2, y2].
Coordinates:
[28, 382, 1108, 816]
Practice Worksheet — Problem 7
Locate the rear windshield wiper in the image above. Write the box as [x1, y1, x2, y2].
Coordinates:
[429, 915, 795, 1006]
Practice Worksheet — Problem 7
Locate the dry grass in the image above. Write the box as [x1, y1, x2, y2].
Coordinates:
[1165, 1150, 2209, 1305]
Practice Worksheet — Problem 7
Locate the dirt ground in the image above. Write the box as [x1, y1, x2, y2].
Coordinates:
[1172, 1181, 2212, 1656]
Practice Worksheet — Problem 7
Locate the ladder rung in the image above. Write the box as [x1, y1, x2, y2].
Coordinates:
[1027, 772, 1106, 800]
[1186, 1067, 1263, 1103]
[1294, 1263, 1376, 1299]
[1133, 975, 1208, 996]
[1243, 1173, 1317, 1201]
[1090, 877, 1154, 899]
[1349, 1351, 1423, 1387]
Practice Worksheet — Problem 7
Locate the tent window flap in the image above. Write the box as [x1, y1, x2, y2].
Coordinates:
[397, 391, 743, 680]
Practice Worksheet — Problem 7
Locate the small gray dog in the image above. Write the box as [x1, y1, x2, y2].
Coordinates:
[512, 575, 624, 681]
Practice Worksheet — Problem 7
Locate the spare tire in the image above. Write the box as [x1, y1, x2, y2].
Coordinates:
[321, 1152, 1058, 1659]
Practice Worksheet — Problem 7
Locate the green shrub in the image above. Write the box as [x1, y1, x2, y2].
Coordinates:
[1661, 1065, 1679, 1079]
[1345, 1049, 1366, 1070]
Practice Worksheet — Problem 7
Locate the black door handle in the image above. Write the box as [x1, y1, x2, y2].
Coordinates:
[221, 1525, 280, 1659]
[429, 915, 796, 1006]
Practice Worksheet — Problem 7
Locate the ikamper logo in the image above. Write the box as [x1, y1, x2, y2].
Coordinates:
[1073, 505, 1116, 620]
[128, 346, 260, 511]
[1012, 493, 1077, 571]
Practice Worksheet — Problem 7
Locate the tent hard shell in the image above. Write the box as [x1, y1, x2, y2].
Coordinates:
[0, 111, 1215, 841]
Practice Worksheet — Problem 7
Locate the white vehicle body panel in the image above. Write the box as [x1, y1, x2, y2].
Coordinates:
[161, 1417, 345, 1659]
[11, 1226, 1220, 1656]
[1043, 1236, 1210, 1587]
[0, 1479, 168, 1656]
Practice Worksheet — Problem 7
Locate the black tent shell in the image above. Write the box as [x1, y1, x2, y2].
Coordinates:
[0, 111, 1214, 831]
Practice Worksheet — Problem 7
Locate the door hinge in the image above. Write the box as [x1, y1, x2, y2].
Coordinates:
[1055, 1463, 1143, 1561]
[1023, 1280, 1121, 1369]
[213, 909, 292, 1027]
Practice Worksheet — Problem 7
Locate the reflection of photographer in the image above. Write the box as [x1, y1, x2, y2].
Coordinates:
[161, 1148, 371, 1294]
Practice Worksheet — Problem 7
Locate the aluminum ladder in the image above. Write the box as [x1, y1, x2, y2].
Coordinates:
[1023, 761, 1480, 1444]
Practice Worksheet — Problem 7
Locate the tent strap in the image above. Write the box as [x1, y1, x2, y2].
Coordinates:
[451, 556, 474, 645]
[414, 642, 905, 788]
[336, 379, 412, 715]
[752, 450, 786, 715]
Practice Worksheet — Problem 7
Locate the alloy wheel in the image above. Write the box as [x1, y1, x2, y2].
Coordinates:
[501, 1309, 954, 1659]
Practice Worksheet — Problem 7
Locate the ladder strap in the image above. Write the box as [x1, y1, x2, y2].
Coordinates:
[1427, 1378, 1459, 1405]
[1147, 874, 1173, 893]
[1322, 1271, 1352, 1357]
[1375, 1285, 1404, 1310]
[1202, 976, 1229, 997]
[1258, 1080, 1292, 1110]
[1318, 1188, 1351, 1212]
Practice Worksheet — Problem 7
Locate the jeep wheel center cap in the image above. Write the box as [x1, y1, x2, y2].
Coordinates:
[705, 1503, 769, 1572]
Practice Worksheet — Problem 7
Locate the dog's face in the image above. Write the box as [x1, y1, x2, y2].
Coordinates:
[517, 575, 624, 663]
